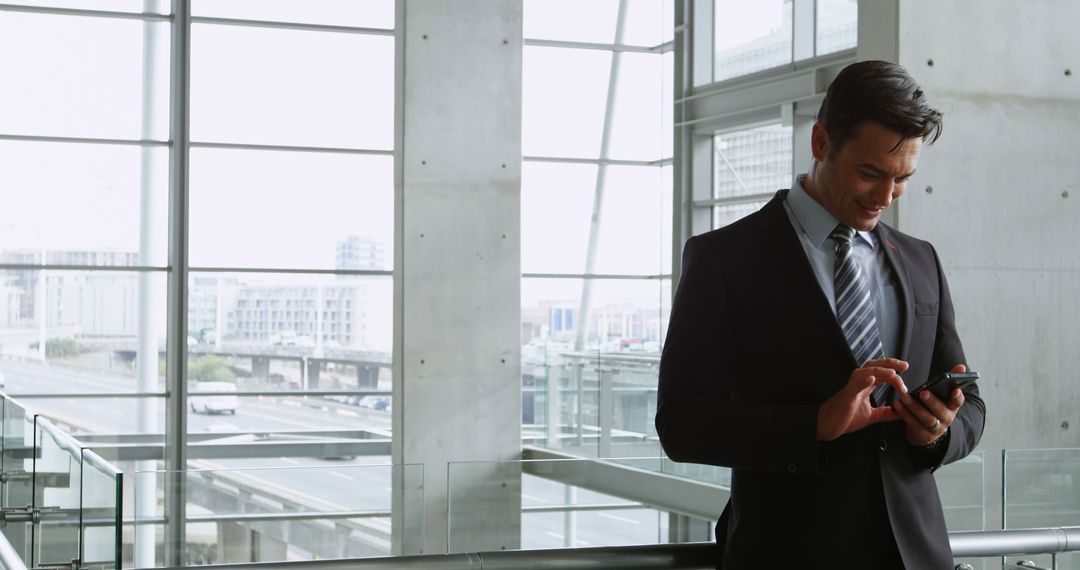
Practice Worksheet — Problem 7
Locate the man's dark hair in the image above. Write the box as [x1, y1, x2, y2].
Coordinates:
[817, 60, 943, 153]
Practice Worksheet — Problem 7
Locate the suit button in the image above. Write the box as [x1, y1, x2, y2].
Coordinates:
[787, 463, 797, 474]
[879, 439, 888, 452]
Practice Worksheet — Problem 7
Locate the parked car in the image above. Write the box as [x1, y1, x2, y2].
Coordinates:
[190, 382, 239, 415]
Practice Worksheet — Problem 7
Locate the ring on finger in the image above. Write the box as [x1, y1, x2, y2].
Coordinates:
[927, 419, 940, 432]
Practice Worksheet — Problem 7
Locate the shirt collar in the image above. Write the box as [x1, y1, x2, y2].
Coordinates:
[788, 174, 877, 250]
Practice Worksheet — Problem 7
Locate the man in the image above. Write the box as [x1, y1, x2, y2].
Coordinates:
[656, 60, 986, 569]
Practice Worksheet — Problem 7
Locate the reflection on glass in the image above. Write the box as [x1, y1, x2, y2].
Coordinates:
[522, 279, 665, 458]
[191, 0, 394, 29]
[714, 123, 793, 201]
[1001, 448, 1080, 570]
[816, 0, 857, 56]
[188, 150, 393, 270]
[714, 0, 792, 81]
[0, 12, 169, 140]
[0, 143, 169, 263]
[190, 24, 394, 150]
[133, 464, 423, 565]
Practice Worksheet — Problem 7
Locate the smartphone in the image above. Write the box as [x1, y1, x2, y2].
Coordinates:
[909, 371, 979, 402]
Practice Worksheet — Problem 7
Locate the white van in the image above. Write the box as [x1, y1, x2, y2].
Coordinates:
[190, 381, 239, 415]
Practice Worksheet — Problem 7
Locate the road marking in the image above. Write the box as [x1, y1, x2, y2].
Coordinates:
[575, 539, 592, 546]
[279, 457, 300, 465]
[383, 486, 393, 492]
[522, 494, 548, 503]
[598, 512, 640, 525]
[330, 471, 354, 481]
[545, 531, 564, 540]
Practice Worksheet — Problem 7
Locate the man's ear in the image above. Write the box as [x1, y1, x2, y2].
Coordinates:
[810, 122, 830, 162]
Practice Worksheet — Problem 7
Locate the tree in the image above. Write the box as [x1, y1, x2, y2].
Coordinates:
[187, 355, 236, 382]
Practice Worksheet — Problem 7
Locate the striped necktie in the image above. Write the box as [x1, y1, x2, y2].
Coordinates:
[830, 224, 889, 405]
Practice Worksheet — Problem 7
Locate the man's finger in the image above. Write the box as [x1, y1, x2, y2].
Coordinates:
[949, 388, 965, 411]
[950, 363, 967, 373]
[881, 372, 908, 395]
[866, 358, 910, 372]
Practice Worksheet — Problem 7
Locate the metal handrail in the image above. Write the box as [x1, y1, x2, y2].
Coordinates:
[158, 528, 1080, 570]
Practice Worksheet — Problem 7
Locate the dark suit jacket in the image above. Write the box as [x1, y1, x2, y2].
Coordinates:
[656, 190, 986, 569]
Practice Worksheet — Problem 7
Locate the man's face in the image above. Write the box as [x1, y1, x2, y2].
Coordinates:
[808, 121, 922, 232]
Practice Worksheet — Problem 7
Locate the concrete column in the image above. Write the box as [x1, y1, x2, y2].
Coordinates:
[251, 357, 271, 380]
[356, 364, 378, 390]
[305, 360, 321, 390]
[395, 0, 523, 555]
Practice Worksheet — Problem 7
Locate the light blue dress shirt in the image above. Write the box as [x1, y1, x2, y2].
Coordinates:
[782, 175, 903, 359]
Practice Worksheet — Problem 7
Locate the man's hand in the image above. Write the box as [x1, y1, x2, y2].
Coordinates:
[893, 364, 967, 447]
[816, 358, 909, 442]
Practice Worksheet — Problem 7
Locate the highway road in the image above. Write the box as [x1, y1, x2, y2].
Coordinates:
[0, 358, 678, 555]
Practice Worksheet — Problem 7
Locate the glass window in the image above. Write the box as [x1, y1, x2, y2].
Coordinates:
[714, 0, 792, 81]
[713, 123, 793, 201]
[185, 273, 392, 435]
[523, 47, 612, 159]
[0, 12, 169, 140]
[192, 0, 394, 29]
[0, 142, 169, 266]
[607, 52, 667, 162]
[190, 24, 394, 149]
[523, 0, 619, 44]
[816, 0, 857, 56]
[188, 149, 393, 270]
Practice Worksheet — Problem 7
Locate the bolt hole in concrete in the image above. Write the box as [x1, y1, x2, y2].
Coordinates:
[1063, 191, 1070, 199]
[927, 59, 934, 67]
[1062, 421, 1070, 430]
[925, 186, 933, 194]
[1066, 68, 1072, 76]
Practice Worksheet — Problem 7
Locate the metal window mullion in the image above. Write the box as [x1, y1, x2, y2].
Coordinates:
[523, 155, 672, 168]
[190, 15, 393, 36]
[0, 264, 167, 272]
[0, 3, 170, 21]
[164, 0, 190, 565]
[188, 266, 392, 276]
[524, 38, 662, 54]
[522, 273, 671, 280]
[190, 141, 393, 156]
[0, 133, 169, 147]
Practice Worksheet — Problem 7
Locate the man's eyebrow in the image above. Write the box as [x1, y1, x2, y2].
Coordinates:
[857, 164, 917, 178]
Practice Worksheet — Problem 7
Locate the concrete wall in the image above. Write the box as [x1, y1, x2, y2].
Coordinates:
[893, 0, 1080, 527]
[395, 0, 524, 554]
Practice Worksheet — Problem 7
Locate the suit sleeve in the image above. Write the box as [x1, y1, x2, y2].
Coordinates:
[910, 244, 986, 470]
[656, 236, 821, 477]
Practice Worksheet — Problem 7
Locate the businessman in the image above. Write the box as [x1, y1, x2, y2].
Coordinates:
[656, 60, 986, 569]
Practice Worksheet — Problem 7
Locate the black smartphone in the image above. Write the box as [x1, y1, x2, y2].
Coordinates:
[909, 371, 979, 402]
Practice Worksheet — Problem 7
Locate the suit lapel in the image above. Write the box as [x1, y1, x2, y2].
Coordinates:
[757, 191, 858, 367]
[874, 223, 914, 361]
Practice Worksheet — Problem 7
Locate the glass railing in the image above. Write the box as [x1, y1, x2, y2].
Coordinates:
[524, 350, 663, 459]
[0, 395, 124, 570]
[133, 463, 424, 566]
[447, 457, 719, 554]
[1002, 448, 1080, 570]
